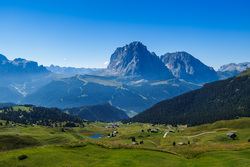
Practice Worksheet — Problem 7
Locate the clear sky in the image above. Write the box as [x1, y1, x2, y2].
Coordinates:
[0, 0, 249, 70]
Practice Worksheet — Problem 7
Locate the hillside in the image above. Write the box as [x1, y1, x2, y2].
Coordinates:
[122, 69, 250, 126]
[65, 103, 129, 122]
[0, 105, 84, 125]
[21, 75, 199, 115]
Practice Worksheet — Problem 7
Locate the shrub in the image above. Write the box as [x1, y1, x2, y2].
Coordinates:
[18, 154, 28, 160]
[130, 137, 136, 142]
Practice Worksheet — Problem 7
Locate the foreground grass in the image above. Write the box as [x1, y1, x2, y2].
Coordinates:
[0, 118, 250, 166]
[0, 144, 249, 167]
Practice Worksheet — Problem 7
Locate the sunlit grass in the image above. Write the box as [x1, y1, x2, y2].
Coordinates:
[0, 118, 250, 166]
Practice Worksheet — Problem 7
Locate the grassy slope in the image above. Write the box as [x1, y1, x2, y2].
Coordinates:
[0, 122, 108, 151]
[0, 118, 250, 166]
[0, 144, 249, 167]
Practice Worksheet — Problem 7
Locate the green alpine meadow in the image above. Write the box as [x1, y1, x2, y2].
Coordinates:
[0, 116, 250, 167]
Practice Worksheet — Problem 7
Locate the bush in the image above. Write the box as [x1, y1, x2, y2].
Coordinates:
[130, 137, 136, 142]
[18, 154, 28, 160]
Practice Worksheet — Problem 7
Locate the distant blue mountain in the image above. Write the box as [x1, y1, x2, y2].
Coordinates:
[46, 64, 102, 76]
[0, 54, 49, 74]
[217, 62, 250, 80]
[0, 54, 55, 102]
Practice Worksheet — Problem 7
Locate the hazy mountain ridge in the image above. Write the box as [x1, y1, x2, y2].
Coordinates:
[218, 62, 250, 72]
[65, 103, 129, 122]
[0, 102, 16, 108]
[0, 54, 49, 74]
[20, 74, 200, 116]
[46, 64, 102, 76]
[0, 54, 54, 102]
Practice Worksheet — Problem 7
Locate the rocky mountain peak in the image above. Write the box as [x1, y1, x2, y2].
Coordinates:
[161, 52, 218, 84]
[107, 42, 174, 80]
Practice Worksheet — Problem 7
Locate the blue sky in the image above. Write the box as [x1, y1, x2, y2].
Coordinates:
[0, 0, 249, 70]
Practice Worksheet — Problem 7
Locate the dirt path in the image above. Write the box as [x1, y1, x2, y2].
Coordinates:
[163, 126, 173, 138]
[163, 132, 168, 138]
[186, 131, 216, 138]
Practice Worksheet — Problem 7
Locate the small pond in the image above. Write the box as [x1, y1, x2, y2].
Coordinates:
[89, 134, 103, 139]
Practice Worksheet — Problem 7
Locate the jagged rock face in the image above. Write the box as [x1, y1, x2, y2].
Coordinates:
[0, 55, 49, 74]
[161, 52, 218, 83]
[107, 42, 174, 80]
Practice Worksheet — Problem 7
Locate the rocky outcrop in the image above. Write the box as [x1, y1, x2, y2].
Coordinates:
[107, 42, 174, 80]
[161, 52, 218, 83]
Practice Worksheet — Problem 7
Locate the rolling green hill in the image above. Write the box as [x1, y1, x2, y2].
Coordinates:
[123, 68, 250, 126]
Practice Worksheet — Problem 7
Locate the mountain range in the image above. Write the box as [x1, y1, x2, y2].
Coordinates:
[122, 68, 250, 126]
[0, 42, 249, 118]
[46, 65, 102, 76]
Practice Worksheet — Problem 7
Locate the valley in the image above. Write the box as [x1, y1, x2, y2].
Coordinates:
[0, 117, 250, 166]
[0, 43, 249, 167]
[1, 1, 250, 166]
